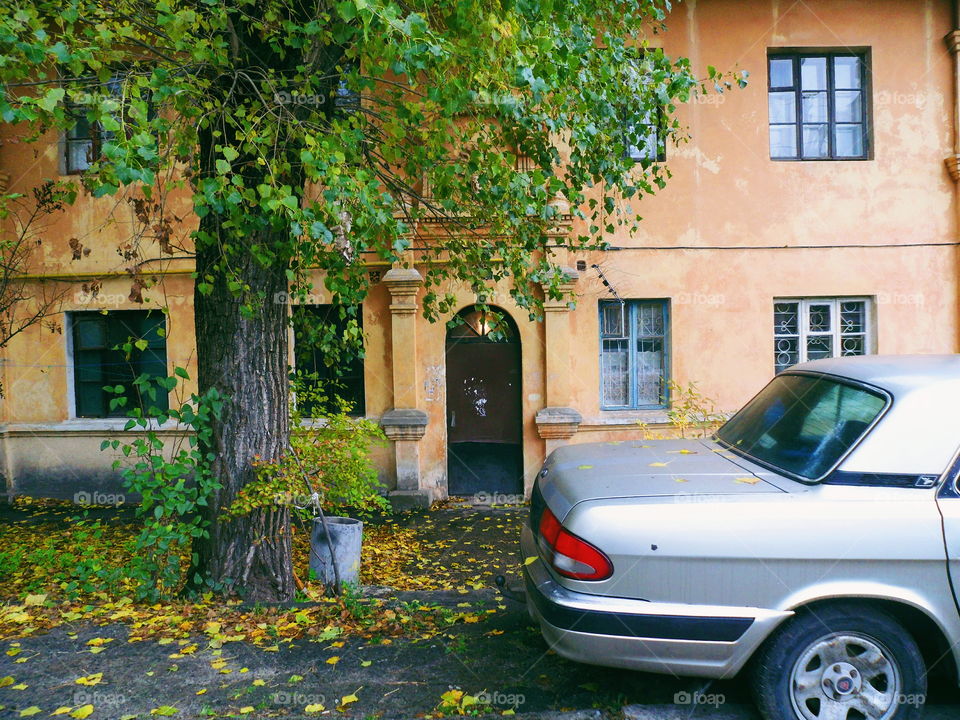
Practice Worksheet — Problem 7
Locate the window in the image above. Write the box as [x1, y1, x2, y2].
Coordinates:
[774, 298, 873, 373]
[716, 373, 887, 481]
[625, 108, 666, 162]
[768, 51, 870, 160]
[292, 304, 365, 417]
[599, 300, 669, 409]
[64, 108, 104, 174]
[621, 53, 666, 163]
[71, 310, 168, 418]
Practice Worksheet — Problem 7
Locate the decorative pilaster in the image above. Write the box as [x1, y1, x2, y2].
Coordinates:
[536, 267, 581, 455]
[381, 268, 432, 510]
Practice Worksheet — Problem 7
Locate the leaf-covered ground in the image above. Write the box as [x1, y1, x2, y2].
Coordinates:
[0, 499, 524, 644]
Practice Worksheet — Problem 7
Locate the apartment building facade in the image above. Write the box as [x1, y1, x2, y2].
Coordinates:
[1, 0, 958, 504]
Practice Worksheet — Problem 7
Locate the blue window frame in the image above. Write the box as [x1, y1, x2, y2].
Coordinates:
[599, 300, 670, 409]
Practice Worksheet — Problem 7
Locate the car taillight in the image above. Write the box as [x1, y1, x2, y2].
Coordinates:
[537, 507, 613, 581]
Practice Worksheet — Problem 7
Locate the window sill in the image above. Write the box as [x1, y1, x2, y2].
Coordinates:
[0, 418, 184, 435]
[585, 409, 672, 426]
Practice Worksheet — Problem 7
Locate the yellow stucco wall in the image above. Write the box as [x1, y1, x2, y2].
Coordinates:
[0, 0, 958, 499]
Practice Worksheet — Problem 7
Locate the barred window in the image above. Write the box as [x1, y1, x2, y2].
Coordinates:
[774, 298, 873, 373]
[600, 300, 669, 409]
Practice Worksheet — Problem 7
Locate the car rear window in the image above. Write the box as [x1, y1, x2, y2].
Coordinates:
[716, 373, 887, 481]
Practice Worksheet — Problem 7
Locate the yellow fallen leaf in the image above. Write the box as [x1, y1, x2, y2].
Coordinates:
[735, 477, 761, 485]
[252, 679, 265, 686]
[674, 477, 689, 483]
[11, 683, 27, 690]
[51, 708, 73, 716]
[196, 689, 207, 696]
[326, 656, 340, 665]
[523, 556, 538, 566]
[360, 660, 372, 667]
[23, 594, 46, 607]
[305, 704, 325, 713]
[338, 694, 359, 709]
[75, 673, 103, 686]
[331, 641, 345, 648]
[0, 677, 12, 688]
[19, 707, 41, 717]
[576, 464, 593, 470]
[150, 707, 179, 716]
[649, 462, 668, 467]
[70, 705, 94, 719]
[239, 707, 254, 714]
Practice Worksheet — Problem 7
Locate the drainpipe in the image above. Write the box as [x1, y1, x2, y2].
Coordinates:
[946, 0, 960, 179]
[948, 0, 960, 354]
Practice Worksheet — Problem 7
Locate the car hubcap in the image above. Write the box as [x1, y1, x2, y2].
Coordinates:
[789, 632, 901, 720]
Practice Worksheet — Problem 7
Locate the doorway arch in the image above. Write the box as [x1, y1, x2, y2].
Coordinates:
[445, 306, 523, 496]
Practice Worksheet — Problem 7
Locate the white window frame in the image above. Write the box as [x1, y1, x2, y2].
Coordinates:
[774, 297, 874, 373]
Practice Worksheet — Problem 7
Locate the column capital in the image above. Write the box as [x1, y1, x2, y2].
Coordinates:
[535, 406, 582, 440]
[383, 267, 422, 314]
[541, 267, 580, 311]
[380, 408, 428, 441]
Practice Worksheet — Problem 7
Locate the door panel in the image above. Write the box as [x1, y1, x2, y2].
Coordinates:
[445, 308, 523, 496]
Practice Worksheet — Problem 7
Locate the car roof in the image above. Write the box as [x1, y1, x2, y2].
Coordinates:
[786, 354, 960, 476]
[791, 354, 960, 399]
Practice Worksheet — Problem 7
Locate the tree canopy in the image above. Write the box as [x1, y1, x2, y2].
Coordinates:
[0, 0, 743, 599]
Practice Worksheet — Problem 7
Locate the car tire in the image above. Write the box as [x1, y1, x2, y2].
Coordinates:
[752, 603, 926, 720]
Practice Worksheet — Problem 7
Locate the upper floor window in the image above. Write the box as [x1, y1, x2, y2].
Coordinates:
[774, 298, 873, 373]
[70, 310, 168, 418]
[292, 304, 365, 417]
[625, 108, 666, 163]
[600, 300, 669, 409]
[624, 56, 666, 163]
[768, 50, 870, 160]
[64, 109, 105, 174]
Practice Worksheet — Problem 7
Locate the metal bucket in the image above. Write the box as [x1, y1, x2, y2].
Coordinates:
[310, 516, 363, 589]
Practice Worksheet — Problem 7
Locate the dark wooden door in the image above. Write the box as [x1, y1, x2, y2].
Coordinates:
[445, 308, 523, 496]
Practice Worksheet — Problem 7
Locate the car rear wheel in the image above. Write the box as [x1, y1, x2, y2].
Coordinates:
[752, 604, 926, 720]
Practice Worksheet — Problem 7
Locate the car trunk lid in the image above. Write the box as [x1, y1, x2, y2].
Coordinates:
[535, 438, 791, 523]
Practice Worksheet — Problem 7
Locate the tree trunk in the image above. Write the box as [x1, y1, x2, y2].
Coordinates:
[188, 228, 294, 602]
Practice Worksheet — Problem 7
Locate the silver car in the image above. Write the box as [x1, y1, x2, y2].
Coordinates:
[522, 355, 960, 720]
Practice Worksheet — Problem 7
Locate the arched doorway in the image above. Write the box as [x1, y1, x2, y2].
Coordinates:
[445, 306, 523, 496]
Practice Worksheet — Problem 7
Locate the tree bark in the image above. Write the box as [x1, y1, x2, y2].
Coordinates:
[189, 226, 294, 602]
